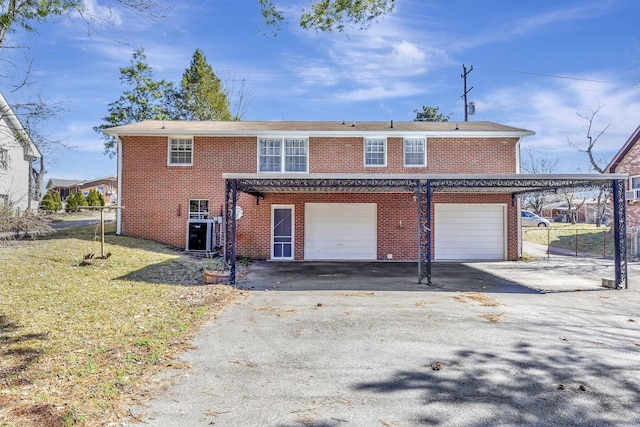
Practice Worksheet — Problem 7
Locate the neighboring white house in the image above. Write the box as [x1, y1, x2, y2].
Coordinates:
[0, 91, 42, 212]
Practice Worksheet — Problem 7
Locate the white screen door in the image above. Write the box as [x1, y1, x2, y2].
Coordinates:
[272, 206, 294, 259]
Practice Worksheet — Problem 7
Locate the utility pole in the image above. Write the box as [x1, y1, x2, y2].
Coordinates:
[461, 64, 473, 121]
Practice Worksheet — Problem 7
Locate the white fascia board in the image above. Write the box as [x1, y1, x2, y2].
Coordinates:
[104, 128, 535, 139]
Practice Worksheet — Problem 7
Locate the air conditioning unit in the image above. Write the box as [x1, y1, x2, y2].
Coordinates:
[626, 189, 640, 201]
[186, 218, 222, 252]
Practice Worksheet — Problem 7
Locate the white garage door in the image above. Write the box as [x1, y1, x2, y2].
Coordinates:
[435, 204, 506, 260]
[305, 203, 377, 260]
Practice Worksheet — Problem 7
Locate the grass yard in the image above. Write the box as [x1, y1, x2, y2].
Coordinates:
[0, 221, 242, 426]
[522, 223, 616, 258]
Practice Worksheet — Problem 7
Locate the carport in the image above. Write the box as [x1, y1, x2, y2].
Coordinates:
[222, 173, 629, 289]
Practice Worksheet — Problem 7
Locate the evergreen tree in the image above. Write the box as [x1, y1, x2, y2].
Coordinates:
[86, 189, 100, 207]
[66, 194, 78, 212]
[174, 49, 232, 121]
[413, 106, 452, 122]
[74, 191, 87, 208]
[39, 192, 55, 213]
[94, 48, 175, 157]
[52, 191, 62, 212]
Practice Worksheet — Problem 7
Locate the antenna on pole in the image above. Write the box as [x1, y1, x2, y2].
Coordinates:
[461, 64, 474, 121]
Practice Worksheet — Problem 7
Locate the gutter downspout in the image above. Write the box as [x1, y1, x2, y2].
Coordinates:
[116, 136, 123, 235]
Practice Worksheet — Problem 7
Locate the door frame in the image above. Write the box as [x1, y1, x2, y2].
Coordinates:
[271, 204, 295, 260]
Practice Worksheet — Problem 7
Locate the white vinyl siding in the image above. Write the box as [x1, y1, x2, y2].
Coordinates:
[434, 204, 506, 261]
[364, 138, 386, 167]
[404, 138, 426, 167]
[168, 137, 193, 166]
[304, 203, 377, 260]
[259, 137, 308, 173]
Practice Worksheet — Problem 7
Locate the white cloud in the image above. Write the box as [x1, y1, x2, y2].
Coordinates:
[478, 73, 640, 171]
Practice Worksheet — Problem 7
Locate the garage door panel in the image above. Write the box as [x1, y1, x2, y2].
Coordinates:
[305, 203, 376, 260]
[435, 204, 506, 261]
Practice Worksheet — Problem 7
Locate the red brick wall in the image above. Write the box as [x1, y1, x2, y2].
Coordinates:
[233, 192, 517, 261]
[613, 144, 640, 228]
[119, 134, 519, 259]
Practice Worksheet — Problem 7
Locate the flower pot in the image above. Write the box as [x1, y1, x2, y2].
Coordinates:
[202, 269, 230, 284]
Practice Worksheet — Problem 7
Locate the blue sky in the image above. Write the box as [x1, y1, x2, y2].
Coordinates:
[2, 0, 640, 180]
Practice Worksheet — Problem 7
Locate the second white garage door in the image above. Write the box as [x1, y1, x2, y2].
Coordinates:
[434, 203, 506, 260]
[305, 203, 377, 260]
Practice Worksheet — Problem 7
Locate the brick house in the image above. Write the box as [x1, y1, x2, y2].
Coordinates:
[607, 124, 640, 228]
[46, 176, 118, 206]
[104, 120, 535, 261]
[104, 120, 630, 286]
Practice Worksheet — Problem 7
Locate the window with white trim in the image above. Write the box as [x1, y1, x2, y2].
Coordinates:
[168, 137, 193, 166]
[189, 199, 209, 219]
[0, 148, 8, 171]
[631, 176, 640, 190]
[258, 137, 308, 173]
[364, 137, 386, 167]
[403, 137, 426, 167]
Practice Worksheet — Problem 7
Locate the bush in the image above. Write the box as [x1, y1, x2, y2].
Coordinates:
[52, 191, 62, 212]
[74, 191, 88, 208]
[0, 206, 54, 237]
[40, 192, 57, 213]
[66, 194, 79, 212]
[87, 189, 101, 207]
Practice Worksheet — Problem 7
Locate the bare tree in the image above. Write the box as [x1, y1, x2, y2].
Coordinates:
[12, 98, 67, 201]
[520, 147, 558, 215]
[568, 105, 612, 226]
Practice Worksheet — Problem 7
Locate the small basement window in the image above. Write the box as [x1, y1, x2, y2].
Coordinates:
[189, 199, 209, 219]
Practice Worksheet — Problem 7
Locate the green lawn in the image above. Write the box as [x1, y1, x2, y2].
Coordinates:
[0, 223, 240, 426]
[522, 223, 616, 258]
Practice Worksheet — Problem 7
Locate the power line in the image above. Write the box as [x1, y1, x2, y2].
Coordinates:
[475, 65, 640, 87]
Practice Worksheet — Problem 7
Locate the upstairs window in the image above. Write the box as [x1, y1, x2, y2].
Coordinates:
[189, 199, 209, 219]
[168, 137, 193, 166]
[404, 138, 426, 167]
[258, 137, 308, 173]
[364, 138, 386, 167]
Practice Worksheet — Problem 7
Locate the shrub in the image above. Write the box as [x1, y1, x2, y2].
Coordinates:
[0, 206, 54, 237]
[74, 191, 87, 208]
[40, 192, 56, 213]
[87, 189, 101, 207]
[52, 191, 63, 212]
[66, 194, 79, 212]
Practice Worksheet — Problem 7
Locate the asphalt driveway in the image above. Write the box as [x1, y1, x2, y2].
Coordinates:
[127, 257, 640, 426]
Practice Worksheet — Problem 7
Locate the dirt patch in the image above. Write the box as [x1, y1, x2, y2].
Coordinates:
[452, 292, 502, 307]
[480, 313, 506, 323]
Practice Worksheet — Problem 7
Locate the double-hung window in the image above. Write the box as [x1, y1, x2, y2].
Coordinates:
[189, 199, 209, 219]
[168, 137, 193, 166]
[364, 138, 386, 167]
[404, 138, 426, 167]
[258, 137, 308, 173]
[631, 176, 640, 190]
[0, 148, 7, 171]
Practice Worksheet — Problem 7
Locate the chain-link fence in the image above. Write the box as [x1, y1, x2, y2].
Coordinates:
[522, 225, 638, 260]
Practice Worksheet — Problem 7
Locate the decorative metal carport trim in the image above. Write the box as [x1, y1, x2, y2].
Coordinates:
[223, 173, 628, 289]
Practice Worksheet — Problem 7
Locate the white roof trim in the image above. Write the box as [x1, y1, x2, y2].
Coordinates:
[0, 91, 42, 158]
